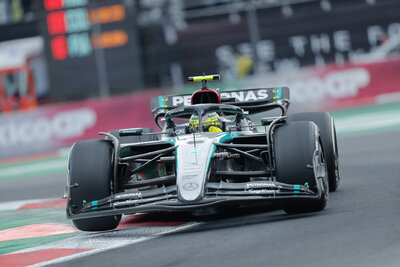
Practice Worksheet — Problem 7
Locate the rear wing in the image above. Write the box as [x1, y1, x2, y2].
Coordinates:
[150, 87, 290, 122]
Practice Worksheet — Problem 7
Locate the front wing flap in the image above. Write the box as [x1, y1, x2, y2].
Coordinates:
[67, 181, 318, 220]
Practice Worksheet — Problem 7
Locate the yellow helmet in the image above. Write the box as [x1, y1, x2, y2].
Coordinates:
[189, 112, 223, 132]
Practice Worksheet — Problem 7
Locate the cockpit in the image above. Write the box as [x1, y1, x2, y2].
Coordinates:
[163, 104, 247, 135]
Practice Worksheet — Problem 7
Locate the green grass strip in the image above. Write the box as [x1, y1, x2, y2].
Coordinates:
[332, 102, 400, 118]
[0, 207, 77, 255]
[0, 157, 67, 181]
[0, 233, 78, 255]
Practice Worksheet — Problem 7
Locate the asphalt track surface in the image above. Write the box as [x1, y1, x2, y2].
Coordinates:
[0, 172, 65, 202]
[3, 129, 400, 266]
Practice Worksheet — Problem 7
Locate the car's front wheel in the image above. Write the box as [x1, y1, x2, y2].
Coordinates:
[273, 121, 329, 214]
[68, 140, 121, 231]
[287, 112, 339, 192]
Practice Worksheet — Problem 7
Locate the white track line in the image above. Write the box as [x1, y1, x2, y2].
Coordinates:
[27, 222, 202, 267]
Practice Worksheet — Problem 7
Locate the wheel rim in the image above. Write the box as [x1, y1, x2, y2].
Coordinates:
[332, 122, 340, 187]
[313, 142, 329, 197]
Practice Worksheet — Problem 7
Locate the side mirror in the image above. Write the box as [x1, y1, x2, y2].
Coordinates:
[166, 118, 176, 130]
[235, 113, 244, 123]
[119, 128, 143, 136]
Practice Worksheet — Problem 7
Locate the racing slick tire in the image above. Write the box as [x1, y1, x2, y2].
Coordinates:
[287, 112, 340, 192]
[68, 140, 121, 231]
[273, 121, 329, 214]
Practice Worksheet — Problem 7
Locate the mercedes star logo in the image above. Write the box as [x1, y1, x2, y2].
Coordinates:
[183, 182, 199, 191]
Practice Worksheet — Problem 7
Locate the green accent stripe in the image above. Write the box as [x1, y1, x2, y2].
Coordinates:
[277, 87, 282, 99]
[217, 133, 240, 143]
[91, 201, 98, 210]
[205, 145, 217, 174]
[158, 96, 163, 107]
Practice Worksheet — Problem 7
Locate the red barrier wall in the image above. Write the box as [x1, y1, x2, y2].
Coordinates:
[287, 57, 400, 111]
[1, 57, 400, 159]
[0, 91, 161, 159]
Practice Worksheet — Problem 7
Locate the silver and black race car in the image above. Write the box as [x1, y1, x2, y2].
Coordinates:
[66, 74, 339, 231]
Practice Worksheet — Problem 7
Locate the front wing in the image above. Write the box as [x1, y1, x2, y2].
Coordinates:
[67, 180, 320, 220]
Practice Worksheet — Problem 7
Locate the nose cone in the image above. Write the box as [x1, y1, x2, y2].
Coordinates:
[175, 134, 216, 202]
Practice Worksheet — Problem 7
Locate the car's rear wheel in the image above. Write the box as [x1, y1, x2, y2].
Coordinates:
[287, 112, 339, 192]
[68, 140, 121, 231]
[273, 121, 328, 214]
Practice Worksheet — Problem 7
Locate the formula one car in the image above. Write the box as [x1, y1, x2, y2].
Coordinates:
[66, 74, 339, 231]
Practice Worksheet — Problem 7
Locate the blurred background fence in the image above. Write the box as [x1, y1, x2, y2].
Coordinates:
[0, 0, 399, 158]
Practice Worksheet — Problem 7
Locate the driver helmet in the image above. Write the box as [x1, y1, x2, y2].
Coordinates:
[189, 112, 223, 132]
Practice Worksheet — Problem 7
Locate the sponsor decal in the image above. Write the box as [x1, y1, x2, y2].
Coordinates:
[186, 149, 201, 155]
[183, 182, 199, 191]
[172, 95, 192, 106]
[115, 192, 142, 200]
[245, 182, 276, 189]
[248, 189, 277, 194]
[169, 89, 269, 107]
[113, 199, 140, 208]
[290, 68, 370, 103]
[220, 89, 269, 102]
[213, 152, 240, 160]
[0, 91, 158, 159]
[182, 174, 198, 179]
[182, 167, 202, 172]
[0, 108, 96, 147]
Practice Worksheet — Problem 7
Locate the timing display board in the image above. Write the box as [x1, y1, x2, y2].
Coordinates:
[39, 0, 143, 101]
